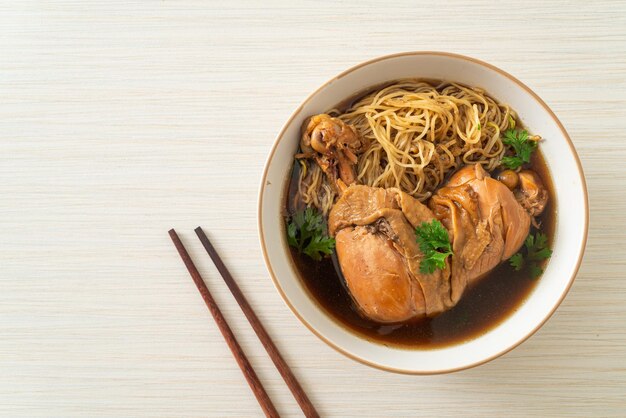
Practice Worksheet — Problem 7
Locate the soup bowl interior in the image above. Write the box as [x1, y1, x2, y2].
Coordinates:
[258, 52, 587, 374]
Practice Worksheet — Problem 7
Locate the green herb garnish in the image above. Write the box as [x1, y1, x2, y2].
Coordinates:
[415, 219, 453, 274]
[501, 129, 537, 170]
[287, 207, 335, 261]
[509, 253, 524, 270]
[509, 232, 553, 278]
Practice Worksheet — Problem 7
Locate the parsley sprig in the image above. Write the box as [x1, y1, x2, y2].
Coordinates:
[509, 232, 553, 278]
[286, 207, 335, 261]
[415, 219, 453, 274]
[501, 129, 537, 170]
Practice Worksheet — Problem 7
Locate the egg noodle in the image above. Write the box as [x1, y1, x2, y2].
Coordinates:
[298, 79, 514, 214]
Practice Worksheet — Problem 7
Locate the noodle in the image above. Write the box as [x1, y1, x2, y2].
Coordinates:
[298, 79, 514, 214]
[297, 163, 336, 215]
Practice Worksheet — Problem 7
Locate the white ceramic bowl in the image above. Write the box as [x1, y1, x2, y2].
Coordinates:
[258, 52, 588, 374]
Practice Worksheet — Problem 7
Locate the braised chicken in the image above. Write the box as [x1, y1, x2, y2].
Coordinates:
[324, 163, 550, 324]
[329, 185, 454, 322]
[300, 114, 363, 192]
[516, 170, 549, 217]
[429, 164, 531, 290]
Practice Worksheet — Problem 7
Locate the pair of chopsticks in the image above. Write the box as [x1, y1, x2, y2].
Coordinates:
[169, 227, 319, 418]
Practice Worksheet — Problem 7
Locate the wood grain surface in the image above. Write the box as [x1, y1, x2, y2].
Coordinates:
[1, 1, 625, 416]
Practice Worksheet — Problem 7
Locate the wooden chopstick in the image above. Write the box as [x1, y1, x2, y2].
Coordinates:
[194, 227, 320, 418]
[168, 229, 279, 418]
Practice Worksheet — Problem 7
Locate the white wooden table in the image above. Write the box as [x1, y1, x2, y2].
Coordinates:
[2, 1, 626, 416]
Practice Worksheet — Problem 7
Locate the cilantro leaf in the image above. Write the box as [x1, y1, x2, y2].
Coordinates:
[416, 219, 451, 252]
[509, 231, 552, 279]
[529, 264, 544, 278]
[529, 247, 553, 262]
[534, 232, 548, 250]
[415, 219, 453, 274]
[501, 129, 537, 170]
[303, 234, 335, 261]
[286, 207, 335, 261]
[420, 250, 450, 274]
[501, 156, 524, 170]
[509, 253, 524, 271]
[287, 222, 298, 248]
[525, 233, 535, 249]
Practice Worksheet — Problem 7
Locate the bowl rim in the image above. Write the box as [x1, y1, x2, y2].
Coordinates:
[257, 51, 589, 374]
